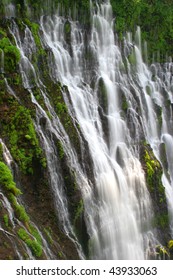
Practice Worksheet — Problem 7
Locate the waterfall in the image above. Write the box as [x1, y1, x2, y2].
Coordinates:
[9, 19, 85, 259]
[1, 0, 173, 260]
[40, 1, 159, 259]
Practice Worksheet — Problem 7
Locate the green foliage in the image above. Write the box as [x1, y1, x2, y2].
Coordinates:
[29, 224, 42, 245]
[24, 19, 43, 53]
[152, 213, 169, 229]
[57, 140, 64, 160]
[3, 103, 46, 174]
[3, 214, 9, 227]
[168, 240, 173, 249]
[1, 0, 173, 60]
[17, 227, 42, 258]
[44, 227, 53, 244]
[111, 0, 173, 61]
[144, 150, 160, 191]
[98, 78, 108, 114]
[0, 37, 20, 73]
[156, 245, 170, 259]
[56, 102, 67, 115]
[8, 193, 30, 223]
[0, 161, 22, 195]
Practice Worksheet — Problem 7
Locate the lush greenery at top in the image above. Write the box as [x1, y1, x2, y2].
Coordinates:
[111, 0, 173, 61]
[1, 0, 173, 61]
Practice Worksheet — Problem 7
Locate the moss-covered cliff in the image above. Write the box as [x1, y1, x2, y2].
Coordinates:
[0, 14, 85, 259]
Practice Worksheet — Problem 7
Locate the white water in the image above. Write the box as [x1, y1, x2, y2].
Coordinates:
[40, 1, 160, 259]
[126, 29, 173, 234]
[10, 19, 85, 259]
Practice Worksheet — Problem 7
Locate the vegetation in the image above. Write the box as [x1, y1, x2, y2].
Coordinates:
[0, 161, 22, 195]
[17, 228, 42, 257]
[1, 1, 172, 60]
[3, 214, 9, 227]
[1, 100, 46, 174]
[8, 193, 30, 223]
[111, 0, 173, 61]
[0, 37, 20, 73]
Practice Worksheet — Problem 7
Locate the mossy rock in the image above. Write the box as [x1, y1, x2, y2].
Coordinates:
[140, 144, 169, 243]
[0, 37, 20, 73]
[0, 161, 22, 195]
[17, 227, 42, 258]
[155, 245, 170, 260]
[0, 95, 46, 174]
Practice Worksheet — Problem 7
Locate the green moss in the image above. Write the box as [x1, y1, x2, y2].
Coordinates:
[168, 240, 173, 249]
[17, 227, 42, 258]
[168, 240, 173, 260]
[44, 227, 53, 244]
[156, 105, 162, 129]
[57, 140, 64, 160]
[0, 161, 22, 195]
[56, 102, 67, 115]
[3, 214, 9, 228]
[13, 74, 22, 85]
[142, 145, 168, 234]
[2, 103, 46, 174]
[24, 19, 45, 56]
[144, 149, 161, 191]
[8, 193, 30, 223]
[98, 78, 108, 114]
[0, 37, 20, 73]
[110, 0, 173, 61]
[121, 95, 128, 113]
[156, 245, 169, 259]
[0, 28, 7, 38]
[0, 161, 31, 224]
[58, 251, 63, 258]
[152, 213, 169, 229]
[29, 224, 42, 245]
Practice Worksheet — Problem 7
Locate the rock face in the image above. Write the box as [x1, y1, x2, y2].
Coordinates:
[0, 1, 173, 260]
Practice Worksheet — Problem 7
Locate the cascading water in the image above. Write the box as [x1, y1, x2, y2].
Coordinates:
[40, 1, 160, 259]
[1, 0, 173, 260]
[126, 28, 173, 235]
[9, 18, 85, 259]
